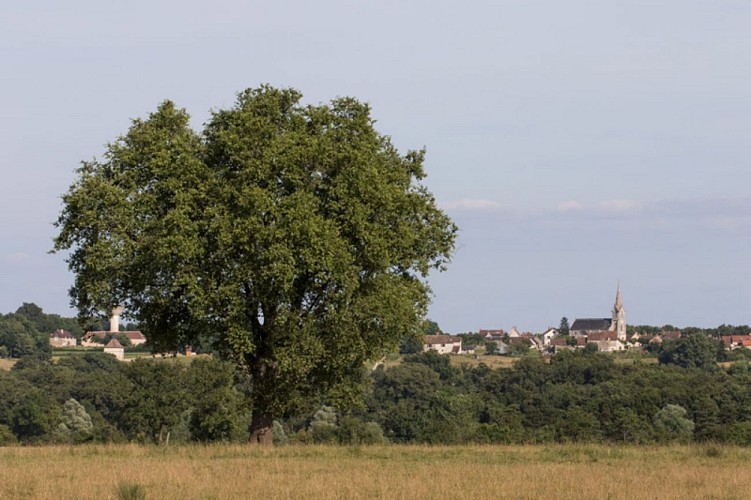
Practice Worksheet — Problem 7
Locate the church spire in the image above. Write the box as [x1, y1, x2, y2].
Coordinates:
[614, 283, 622, 309]
[612, 283, 626, 341]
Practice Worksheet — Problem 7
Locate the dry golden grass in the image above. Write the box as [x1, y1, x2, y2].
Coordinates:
[0, 358, 16, 371]
[449, 354, 519, 369]
[1, 443, 750, 499]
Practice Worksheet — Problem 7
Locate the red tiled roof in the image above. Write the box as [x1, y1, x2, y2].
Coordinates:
[50, 329, 75, 339]
[104, 338, 123, 348]
[424, 335, 458, 345]
[508, 337, 531, 345]
[480, 329, 505, 337]
[587, 331, 617, 341]
[723, 335, 751, 348]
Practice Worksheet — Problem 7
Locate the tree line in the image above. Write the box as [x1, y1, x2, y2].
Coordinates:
[3, 332, 751, 446]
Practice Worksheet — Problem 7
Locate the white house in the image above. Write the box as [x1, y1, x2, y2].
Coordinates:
[589, 340, 626, 352]
[424, 335, 462, 354]
[541, 328, 558, 346]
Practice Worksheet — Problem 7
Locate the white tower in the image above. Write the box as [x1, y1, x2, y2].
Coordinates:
[110, 306, 125, 333]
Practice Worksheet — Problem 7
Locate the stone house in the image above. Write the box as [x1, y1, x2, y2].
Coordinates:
[103, 338, 124, 360]
[49, 329, 76, 347]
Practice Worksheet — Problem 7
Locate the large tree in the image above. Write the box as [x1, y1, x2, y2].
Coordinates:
[53, 86, 456, 444]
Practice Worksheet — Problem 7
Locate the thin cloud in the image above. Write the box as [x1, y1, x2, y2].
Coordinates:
[3, 252, 31, 263]
[557, 200, 584, 212]
[597, 199, 643, 214]
[440, 198, 504, 211]
[556, 199, 642, 214]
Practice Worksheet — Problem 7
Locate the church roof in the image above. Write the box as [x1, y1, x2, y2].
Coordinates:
[587, 330, 618, 341]
[571, 318, 612, 331]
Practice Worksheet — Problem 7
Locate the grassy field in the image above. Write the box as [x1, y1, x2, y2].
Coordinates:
[1, 444, 750, 499]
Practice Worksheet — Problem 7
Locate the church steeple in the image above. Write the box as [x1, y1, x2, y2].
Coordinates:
[611, 283, 626, 341]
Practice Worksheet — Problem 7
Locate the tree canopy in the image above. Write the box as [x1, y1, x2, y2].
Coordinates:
[53, 85, 457, 443]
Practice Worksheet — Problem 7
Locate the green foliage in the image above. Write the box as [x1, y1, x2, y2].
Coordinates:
[0, 316, 37, 358]
[559, 317, 570, 336]
[549, 350, 615, 385]
[659, 333, 722, 370]
[421, 320, 441, 335]
[0, 424, 17, 445]
[4, 313, 751, 446]
[10, 391, 59, 442]
[507, 340, 531, 356]
[458, 332, 487, 349]
[403, 350, 455, 381]
[116, 483, 146, 500]
[119, 360, 191, 443]
[399, 332, 424, 355]
[309, 406, 339, 444]
[53, 86, 457, 439]
[484, 341, 499, 355]
[56, 398, 94, 443]
[14, 303, 84, 338]
[337, 416, 386, 445]
[103, 333, 132, 347]
[187, 358, 249, 442]
[654, 404, 695, 443]
[272, 420, 288, 445]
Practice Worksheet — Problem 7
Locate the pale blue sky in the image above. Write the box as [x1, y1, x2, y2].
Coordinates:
[1, 1, 749, 332]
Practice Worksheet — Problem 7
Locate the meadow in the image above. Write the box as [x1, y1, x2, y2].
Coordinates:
[2, 443, 750, 499]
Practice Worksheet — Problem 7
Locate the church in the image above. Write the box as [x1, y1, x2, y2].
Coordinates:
[570, 285, 626, 341]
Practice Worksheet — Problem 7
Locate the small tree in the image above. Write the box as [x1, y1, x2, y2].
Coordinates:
[0, 424, 17, 445]
[658, 333, 720, 370]
[559, 317, 570, 336]
[485, 341, 499, 356]
[654, 404, 694, 443]
[56, 398, 94, 443]
[309, 406, 338, 443]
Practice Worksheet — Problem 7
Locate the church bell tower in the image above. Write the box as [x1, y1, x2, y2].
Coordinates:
[611, 285, 626, 341]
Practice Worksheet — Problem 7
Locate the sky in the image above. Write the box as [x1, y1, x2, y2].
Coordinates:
[1, 0, 750, 333]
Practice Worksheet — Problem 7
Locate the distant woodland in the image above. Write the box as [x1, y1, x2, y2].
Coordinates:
[2, 303, 751, 446]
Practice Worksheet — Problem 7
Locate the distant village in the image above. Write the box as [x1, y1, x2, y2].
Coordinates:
[40, 285, 751, 362]
[423, 286, 751, 356]
[47, 306, 195, 361]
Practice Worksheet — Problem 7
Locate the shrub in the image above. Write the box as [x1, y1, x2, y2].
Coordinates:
[116, 482, 146, 500]
[0, 424, 17, 445]
[272, 420, 288, 445]
[654, 404, 695, 443]
[309, 406, 338, 444]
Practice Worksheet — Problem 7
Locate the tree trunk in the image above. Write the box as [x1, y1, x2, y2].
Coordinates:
[249, 411, 274, 446]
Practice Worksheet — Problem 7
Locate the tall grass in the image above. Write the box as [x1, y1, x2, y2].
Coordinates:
[116, 482, 146, 500]
[1, 443, 750, 499]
